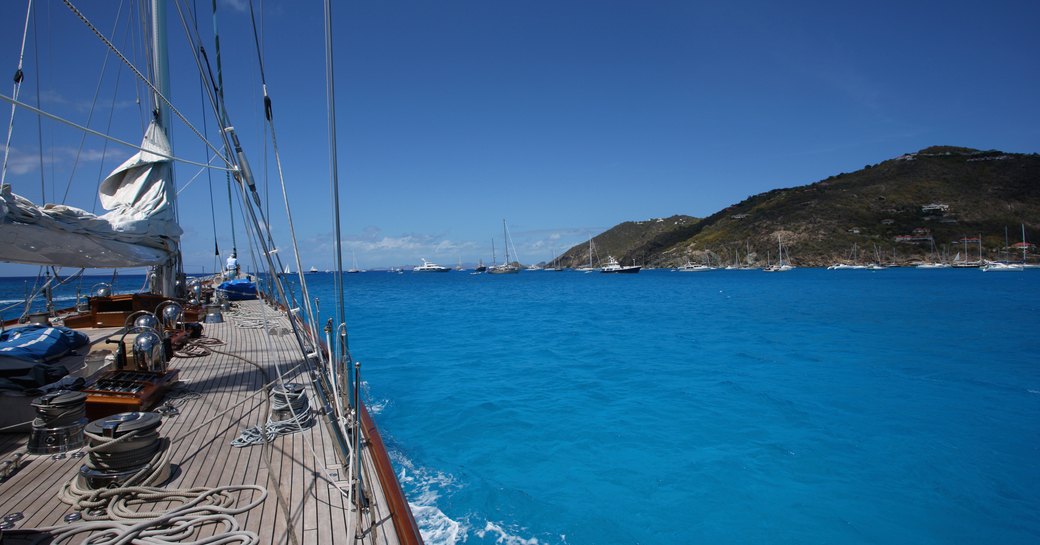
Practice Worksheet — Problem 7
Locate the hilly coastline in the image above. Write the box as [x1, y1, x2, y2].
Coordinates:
[558, 146, 1040, 268]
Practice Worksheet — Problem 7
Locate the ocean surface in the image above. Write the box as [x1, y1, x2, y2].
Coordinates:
[3, 268, 1039, 544]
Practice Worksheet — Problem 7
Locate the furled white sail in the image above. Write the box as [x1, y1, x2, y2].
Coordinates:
[0, 121, 181, 268]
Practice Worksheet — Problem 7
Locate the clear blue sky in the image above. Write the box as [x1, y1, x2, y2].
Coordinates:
[1, 0, 1038, 275]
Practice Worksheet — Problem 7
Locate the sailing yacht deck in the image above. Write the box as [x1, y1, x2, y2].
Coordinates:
[0, 299, 406, 545]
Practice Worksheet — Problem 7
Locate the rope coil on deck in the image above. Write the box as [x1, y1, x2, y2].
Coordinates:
[7, 484, 267, 545]
[231, 383, 315, 447]
[41, 417, 269, 542]
[59, 428, 173, 514]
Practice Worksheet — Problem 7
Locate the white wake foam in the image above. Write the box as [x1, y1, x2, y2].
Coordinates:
[392, 449, 466, 545]
[476, 521, 541, 545]
[388, 434, 545, 545]
[367, 398, 389, 415]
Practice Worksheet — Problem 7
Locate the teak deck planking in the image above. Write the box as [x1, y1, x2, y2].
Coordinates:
[0, 299, 403, 545]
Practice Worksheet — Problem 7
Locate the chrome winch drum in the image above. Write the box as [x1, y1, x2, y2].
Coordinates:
[28, 390, 88, 455]
[132, 329, 166, 372]
[203, 304, 225, 324]
[78, 412, 169, 489]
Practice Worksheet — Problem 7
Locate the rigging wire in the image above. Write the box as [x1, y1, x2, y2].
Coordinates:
[323, 0, 349, 357]
[174, 147, 227, 195]
[186, 0, 353, 483]
[242, 0, 322, 373]
[204, 0, 238, 259]
[0, 92, 235, 172]
[192, 0, 221, 274]
[90, 21, 132, 215]
[167, 2, 357, 516]
[130, 0, 146, 136]
[61, 0, 228, 165]
[0, 0, 34, 187]
[61, 0, 126, 205]
[249, 0, 272, 293]
[323, 0, 368, 518]
[32, 4, 45, 203]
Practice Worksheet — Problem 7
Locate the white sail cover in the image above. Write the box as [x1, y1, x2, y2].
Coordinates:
[0, 121, 182, 268]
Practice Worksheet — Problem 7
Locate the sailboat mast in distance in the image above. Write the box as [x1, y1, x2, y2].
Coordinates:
[503, 219, 510, 265]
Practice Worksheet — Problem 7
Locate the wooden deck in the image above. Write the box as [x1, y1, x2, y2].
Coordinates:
[0, 299, 409, 545]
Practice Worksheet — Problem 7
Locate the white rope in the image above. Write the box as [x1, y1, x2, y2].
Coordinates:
[11, 484, 266, 545]
[230, 385, 315, 447]
[59, 431, 171, 511]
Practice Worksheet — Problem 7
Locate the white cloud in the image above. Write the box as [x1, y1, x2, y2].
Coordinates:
[0, 144, 45, 176]
[221, 0, 249, 13]
[0, 144, 110, 179]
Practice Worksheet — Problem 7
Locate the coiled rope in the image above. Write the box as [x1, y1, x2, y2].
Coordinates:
[7, 484, 266, 545]
[37, 419, 267, 544]
[231, 384, 314, 447]
[59, 429, 172, 516]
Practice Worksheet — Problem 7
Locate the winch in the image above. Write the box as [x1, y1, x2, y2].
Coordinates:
[28, 390, 88, 455]
[77, 412, 169, 489]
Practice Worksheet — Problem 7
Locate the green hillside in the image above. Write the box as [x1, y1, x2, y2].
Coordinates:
[557, 215, 698, 268]
[562, 147, 1040, 268]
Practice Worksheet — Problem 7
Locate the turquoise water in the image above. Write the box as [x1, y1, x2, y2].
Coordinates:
[4, 269, 1039, 544]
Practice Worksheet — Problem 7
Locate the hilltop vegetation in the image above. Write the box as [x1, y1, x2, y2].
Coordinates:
[560, 147, 1040, 267]
[557, 215, 698, 268]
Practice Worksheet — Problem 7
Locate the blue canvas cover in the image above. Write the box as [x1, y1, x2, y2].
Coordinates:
[217, 278, 258, 301]
[0, 325, 90, 364]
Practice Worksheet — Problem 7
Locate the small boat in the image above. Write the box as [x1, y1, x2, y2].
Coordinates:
[600, 256, 641, 274]
[474, 259, 488, 273]
[307, 266, 319, 273]
[413, 258, 451, 272]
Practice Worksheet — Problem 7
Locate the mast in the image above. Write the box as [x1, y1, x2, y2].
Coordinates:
[1023, 224, 1028, 264]
[152, 0, 179, 296]
[1004, 226, 1010, 263]
[588, 235, 593, 268]
[152, 0, 171, 140]
[502, 219, 510, 265]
